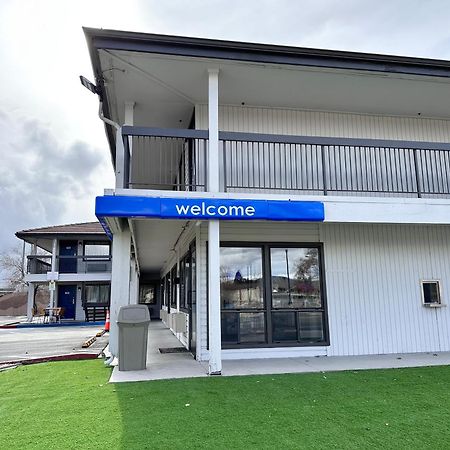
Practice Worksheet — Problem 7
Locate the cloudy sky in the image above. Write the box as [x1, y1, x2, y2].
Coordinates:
[1, 0, 450, 282]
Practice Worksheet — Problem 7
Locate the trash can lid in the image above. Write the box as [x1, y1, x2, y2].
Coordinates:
[117, 304, 150, 323]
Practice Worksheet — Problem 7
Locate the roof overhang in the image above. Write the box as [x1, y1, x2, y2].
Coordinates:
[83, 28, 450, 162]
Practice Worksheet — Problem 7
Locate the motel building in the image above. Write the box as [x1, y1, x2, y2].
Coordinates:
[83, 27, 450, 375]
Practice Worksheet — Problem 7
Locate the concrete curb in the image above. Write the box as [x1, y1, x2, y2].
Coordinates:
[0, 321, 105, 329]
[0, 353, 102, 366]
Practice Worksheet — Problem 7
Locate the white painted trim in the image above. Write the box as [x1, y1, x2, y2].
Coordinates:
[111, 188, 450, 225]
[221, 347, 328, 360]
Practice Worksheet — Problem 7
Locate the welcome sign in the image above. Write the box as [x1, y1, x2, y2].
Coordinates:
[96, 195, 325, 222]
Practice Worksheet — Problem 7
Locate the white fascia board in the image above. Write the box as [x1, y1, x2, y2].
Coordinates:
[110, 188, 450, 225]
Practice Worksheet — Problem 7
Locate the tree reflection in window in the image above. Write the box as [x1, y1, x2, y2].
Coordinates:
[220, 247, 264, 309]
[270, 248, 321, 309]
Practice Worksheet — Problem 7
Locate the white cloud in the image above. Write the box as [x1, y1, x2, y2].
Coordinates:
[0, 109, 113, 281]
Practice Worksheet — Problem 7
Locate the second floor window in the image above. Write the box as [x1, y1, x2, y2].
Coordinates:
[84, 242, 110, 257]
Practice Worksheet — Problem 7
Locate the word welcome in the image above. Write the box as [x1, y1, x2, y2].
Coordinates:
[175, 202, 255, 217]
[96, 195, 325, 222]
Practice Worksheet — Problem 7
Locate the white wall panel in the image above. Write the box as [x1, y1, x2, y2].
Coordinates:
[322, 223, 450, 356]
[196, 104, 450, 142]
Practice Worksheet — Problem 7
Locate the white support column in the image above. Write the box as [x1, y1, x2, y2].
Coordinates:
[49, 238, 57, 309]
[115, 127, 126, 189]
[109, 225, 132, 359]
[27, 243, 37, 322]
[129, 257, 139, 305]
[207, 69, 220, 192]
[26, 283, 34, 322]
[207, 68, 222, 375]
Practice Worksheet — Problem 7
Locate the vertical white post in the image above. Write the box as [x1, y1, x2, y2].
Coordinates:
[27, 243, 37, 322]
[49, 238, 57, 309]
[129, 257, 139, 305]
[207, 68, 222, 375]
[124, 101, 135, 126]
[207, 69, 220, 193]
[115, 127, 126, 189]
[27, 283, 34, 322]
[109, 226, 132, 359]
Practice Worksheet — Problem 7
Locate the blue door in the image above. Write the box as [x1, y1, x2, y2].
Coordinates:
[59, 240, 78, 273]
[58, 285, 77, 319]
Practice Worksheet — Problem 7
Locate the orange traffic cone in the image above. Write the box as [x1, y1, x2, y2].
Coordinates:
[105, 310, 110, 332]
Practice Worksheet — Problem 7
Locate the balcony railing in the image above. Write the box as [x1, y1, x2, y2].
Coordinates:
[27, 255, 112, 275]
[123, 126, 208, 191]
[122, 126, 450, 198]
[27, 255, 52, 274]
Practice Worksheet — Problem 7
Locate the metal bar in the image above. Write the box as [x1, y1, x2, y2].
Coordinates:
[223, 140, 228, 192]
[321, 145, 327, 195]
[218, 130, 450, 151]
[413, 148, 422, 198]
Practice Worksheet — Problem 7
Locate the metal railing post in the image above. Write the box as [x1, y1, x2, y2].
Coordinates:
[413, 148, 422, 198]
[321, 145, 328, 195]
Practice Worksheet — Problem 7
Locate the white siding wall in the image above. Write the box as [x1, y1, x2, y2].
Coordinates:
[323, 223, 450, 356]
[195, 221, 450, 359]
[196, 104, 450, 142]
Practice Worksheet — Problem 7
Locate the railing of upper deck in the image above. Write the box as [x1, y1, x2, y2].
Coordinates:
[122, 126, 450, 197]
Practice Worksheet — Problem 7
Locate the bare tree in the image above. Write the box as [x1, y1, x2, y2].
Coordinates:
[0, 244, 26, 291]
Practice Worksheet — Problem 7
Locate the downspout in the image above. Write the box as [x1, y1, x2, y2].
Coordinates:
[98, 102, 120, 130]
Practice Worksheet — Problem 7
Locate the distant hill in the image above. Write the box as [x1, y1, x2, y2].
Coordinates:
[0, 289, 50, 316]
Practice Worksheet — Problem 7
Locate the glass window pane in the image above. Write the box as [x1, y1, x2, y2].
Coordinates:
[272, 311, 297, 342]
[298, 312, 324, 342]
[99, 285, 109, 303]
[220, 247, 264, 309]
[221, 313, 238, 344]
[270, 248, 321, 309]
[191, 248, 196, 306]
[85, 285, 97, 303]
[170, 267, 177, 308]
[422, 282, 440, 304]
[240, 312, 266, 343]
[84, 243, 110, 256]
[84, 284, 109, 303]
[140, 285, 155, 304]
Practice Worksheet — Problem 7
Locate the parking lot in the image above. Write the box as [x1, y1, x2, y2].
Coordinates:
[0, 325, 108, 363]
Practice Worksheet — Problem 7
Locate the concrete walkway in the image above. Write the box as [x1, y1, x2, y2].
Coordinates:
[110, 321, 450, 383]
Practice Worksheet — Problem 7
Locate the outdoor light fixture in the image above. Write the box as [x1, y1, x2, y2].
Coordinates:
[79, 75, 102, 99]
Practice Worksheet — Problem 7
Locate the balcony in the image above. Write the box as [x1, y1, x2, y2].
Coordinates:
[122, 126, 450, 198]
[27, 255, 112, 275]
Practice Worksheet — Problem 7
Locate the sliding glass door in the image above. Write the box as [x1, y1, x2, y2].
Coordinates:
[220, 244, 328, 348]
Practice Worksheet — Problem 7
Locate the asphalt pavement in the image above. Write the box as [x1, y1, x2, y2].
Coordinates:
[0, 325, 108, 363]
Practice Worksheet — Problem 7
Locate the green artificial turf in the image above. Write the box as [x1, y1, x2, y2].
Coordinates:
[1, 360, 450, 449]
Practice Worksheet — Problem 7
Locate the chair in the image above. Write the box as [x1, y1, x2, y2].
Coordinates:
[36, 307, 48, 324]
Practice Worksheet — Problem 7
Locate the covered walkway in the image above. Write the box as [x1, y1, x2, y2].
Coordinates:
[110, 320, 450, 383]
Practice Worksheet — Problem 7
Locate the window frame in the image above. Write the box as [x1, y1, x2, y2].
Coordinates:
[83, 241, 111, 258]
[218, 242, 329, 349]
[83, 283, 111, 305]
[421, 280, 443, 307]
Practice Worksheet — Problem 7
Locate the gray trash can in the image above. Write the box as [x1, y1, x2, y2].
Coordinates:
[117, 304, 151, 371]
